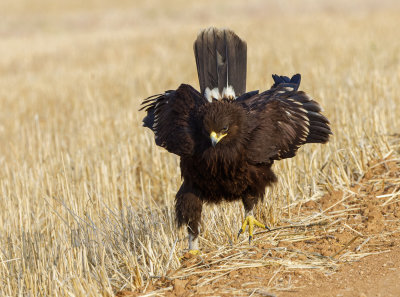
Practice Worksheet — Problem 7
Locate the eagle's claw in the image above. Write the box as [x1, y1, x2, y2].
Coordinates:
[189, 249, 201, 256]
[179, 249, 201, 261]
[237, 215, 269, 244]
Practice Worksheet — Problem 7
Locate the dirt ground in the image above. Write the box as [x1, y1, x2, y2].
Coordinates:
[279, 158, 400, 297]
[117, 156, 400, 297]
[281, 239, 400, 297]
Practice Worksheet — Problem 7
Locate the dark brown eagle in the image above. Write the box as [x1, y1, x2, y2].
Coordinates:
[140, 28, 331, 254]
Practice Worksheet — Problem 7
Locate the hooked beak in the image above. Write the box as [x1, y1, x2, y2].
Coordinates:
[210, 131, 227, 147]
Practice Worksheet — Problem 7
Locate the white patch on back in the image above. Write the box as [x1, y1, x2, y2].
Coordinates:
[205, 87, 221, 102]
[204, 87, 213, 102]
[222, 85, 236, 100]
[205, 85, 236, 101]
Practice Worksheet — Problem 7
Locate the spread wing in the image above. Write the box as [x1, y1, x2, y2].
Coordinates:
[242, 75, 332, 163]
[140, 84, 208, 156]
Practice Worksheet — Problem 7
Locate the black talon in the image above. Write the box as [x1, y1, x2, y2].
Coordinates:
[264, 225, 271, 231]
[249, 235, 252, 244]
[237, 229, 243, 239]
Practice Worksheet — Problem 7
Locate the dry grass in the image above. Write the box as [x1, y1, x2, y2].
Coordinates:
[1, 0, 400, 296]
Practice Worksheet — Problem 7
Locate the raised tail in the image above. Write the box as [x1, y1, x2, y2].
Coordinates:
[193, 27, 247, 101]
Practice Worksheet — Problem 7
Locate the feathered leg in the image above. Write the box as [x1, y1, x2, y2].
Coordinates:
[175, 183, 203, 254]
[238, 196, 270, 243]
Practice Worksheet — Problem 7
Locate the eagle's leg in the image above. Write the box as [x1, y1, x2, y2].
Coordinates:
[187, 227, 200, 256]
[238, 196, 270, 243]
[175, 184, 203, 254]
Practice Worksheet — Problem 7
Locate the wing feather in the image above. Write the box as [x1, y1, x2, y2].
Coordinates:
[242, 75, 332, 163]
[140, 84, 207, 156]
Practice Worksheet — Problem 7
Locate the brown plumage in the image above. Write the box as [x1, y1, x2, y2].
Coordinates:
[140, 28, 332, 250]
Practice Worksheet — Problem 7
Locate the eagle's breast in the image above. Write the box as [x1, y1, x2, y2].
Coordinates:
[180, 147, 251, 201]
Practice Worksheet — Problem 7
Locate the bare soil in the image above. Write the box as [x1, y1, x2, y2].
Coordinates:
[118, 157, 400, 297]
[281, 240, 400, 297]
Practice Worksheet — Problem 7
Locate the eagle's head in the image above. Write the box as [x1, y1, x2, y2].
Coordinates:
[202, 100, 246, 148]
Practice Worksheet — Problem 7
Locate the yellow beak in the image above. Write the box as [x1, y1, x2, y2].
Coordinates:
[210, 131, 227, 147]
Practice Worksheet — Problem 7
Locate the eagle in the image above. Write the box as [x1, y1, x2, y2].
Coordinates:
[140, 28, 331, 254]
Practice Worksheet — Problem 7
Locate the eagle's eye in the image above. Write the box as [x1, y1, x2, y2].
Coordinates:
[221, 126, 229, 133]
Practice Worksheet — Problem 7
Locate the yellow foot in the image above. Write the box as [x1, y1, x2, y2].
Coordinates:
[237, 215, 270, 243]
[179, 249, 201, 261]
[188, 249, 201, 256]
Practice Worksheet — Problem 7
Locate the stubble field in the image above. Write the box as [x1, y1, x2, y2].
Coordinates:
[1, 0, 400, 296]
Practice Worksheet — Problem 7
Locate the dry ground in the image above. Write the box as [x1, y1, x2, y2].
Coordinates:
[1, 0, 400, 296]
[130, 158, 400, 297]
